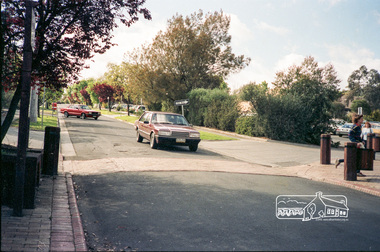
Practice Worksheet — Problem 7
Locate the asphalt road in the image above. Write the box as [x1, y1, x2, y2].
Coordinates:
[64, 115, 380, 251]
[63, 115, 234, 161]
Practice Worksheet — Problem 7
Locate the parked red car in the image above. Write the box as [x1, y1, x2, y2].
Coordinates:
[60, 104, 101, 120]
[134, 111, 201, 151]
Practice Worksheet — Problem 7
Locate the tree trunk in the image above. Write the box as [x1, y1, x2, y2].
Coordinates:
[29, 86, 38, 122]
[1, 83, 22, 142]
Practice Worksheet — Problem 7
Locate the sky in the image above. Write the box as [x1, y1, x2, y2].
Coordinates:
[79, 0, 380, 91]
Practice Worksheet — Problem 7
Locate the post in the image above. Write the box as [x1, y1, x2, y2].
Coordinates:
[13, 1, 36, 216]
[367, 133, 375, 150]
[344, 142, 357, 181]
[43, 127, 60, 175]
[320, 134, 331, 164]
[372, 135, 380, 152]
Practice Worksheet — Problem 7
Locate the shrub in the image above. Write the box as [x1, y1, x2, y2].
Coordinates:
[187, 88, 240, 131]
[236, 115, 262, 137]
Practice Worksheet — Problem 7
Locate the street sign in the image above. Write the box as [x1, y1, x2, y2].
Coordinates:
[174, 99, 190, 106]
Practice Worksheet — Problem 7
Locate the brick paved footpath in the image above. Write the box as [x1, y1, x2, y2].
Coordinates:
[1, 174, 87, 252]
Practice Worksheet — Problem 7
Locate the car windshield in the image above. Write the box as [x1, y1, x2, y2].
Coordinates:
[152, 113, 189, 126]
[79, 105, 90, 110]
[342, 124, 353, 128]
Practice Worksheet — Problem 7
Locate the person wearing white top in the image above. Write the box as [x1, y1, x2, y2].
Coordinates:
[361, 121, 373, 148]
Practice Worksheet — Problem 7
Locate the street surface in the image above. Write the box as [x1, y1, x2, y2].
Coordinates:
[62, 115, 380, 251]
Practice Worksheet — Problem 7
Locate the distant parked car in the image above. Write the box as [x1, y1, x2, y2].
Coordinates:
[329, 119, 345, 135]
[372, 124, 380, 134]
[336, 123, 353, 137]
[134, 111, 201, 151]
[135, 105, 146, 113]
[60, 104, 101, 120]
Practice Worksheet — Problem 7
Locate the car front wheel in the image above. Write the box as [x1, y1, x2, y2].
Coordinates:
[189, 143, 198, 152]
[150, 133, 158, 149]
[81, 113, 86, 119]
[64, 111, 69, 118]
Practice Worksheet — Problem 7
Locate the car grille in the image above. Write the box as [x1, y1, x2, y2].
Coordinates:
[91, 112, 99, 115]
[172, 132, 189, 138]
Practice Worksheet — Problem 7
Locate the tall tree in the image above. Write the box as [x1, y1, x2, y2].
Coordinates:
[347, 65, 380, 110]
[92, 83, 115, 110]
[272, 56, 340, 143]
[126, 10, 250, 107]
[1, 0, 151, 141]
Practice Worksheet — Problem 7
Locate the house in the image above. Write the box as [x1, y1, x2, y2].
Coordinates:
[303, 192, 349, 221]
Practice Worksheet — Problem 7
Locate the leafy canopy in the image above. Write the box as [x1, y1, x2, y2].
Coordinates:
[126, 10, 250, 107]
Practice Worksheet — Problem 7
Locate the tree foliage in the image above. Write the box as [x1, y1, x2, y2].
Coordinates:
[187, 88, 240, 131]
[1, 0, 151, 141]
[126, 10, 250, 107]
[92, 83, 115, 104]
[240, 57, 341, 144]
[347, 65, 380, 110]
[2, 0, 151, 90]
[351, 99, 371, 116]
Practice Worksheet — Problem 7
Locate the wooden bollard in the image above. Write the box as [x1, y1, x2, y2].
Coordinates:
[367, 133, 375, 149]
[373, 135, 380, 152]
[344, 142, 357, 181]
[368, 133, 376, 160]
[320, 134, 331, 164]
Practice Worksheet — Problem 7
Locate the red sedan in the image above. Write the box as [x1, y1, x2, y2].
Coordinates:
[60, 104, 101, 120]
[134, 111, 201, 151]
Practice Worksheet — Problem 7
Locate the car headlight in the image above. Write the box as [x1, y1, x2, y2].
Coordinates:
[189, 132, 200, 138]
[158, 131, 171, 136]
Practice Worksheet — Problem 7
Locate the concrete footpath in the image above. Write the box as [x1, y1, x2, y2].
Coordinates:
[1, 117, 87, 252]
[2, 113, 380, 251]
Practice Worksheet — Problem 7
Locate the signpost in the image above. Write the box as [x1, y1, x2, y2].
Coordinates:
[174, 99, 190, 116]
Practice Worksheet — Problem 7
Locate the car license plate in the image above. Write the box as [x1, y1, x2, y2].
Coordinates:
[176, 138, 186, 143]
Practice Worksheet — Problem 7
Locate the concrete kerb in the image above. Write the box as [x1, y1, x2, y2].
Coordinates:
[58, 116, 86, 251]
[66, 173, 87, 252]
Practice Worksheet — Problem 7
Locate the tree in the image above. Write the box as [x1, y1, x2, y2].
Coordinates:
[347, 66, 380, 110]
[1, 0, 151, 141]
[79, 88, 91, 105]
[272, 56, 340, 143]
[331, 101, 347, 119]
[126, 10, 250, 107]
[351, 99, 371, 116]
[240, 57, 341, 144]
[187, 88, 240, 131]
[239, 82, 311, 143]
[92, 83, 115, 110]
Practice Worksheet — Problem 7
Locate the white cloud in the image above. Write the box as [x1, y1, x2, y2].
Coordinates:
[253, 19, 290, 36]
[79, 17, 166, 79]
[227, 59, 273, 91]
[228, 13, 254, 47]
[273, 53, 305, 73]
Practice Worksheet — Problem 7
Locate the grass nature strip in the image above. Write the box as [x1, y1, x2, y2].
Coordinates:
[12, 114, 59, 131]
